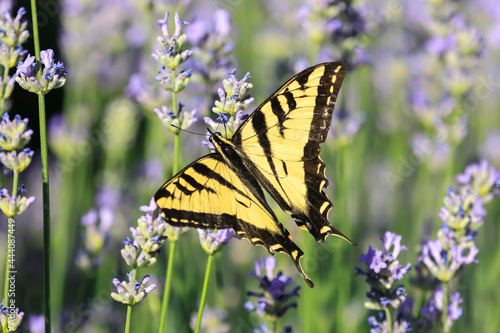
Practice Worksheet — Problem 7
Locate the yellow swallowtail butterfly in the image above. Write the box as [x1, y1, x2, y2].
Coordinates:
[155, 62, 355, 288]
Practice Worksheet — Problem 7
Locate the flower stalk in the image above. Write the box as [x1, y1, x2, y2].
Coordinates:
[194, 253, 214, 333]
[23, 2, 72, 330]
[152, 12, 195, 332]
[30, 0, 51, 326]
[157, 240, 176, 333]
[124, 269, 136, 333]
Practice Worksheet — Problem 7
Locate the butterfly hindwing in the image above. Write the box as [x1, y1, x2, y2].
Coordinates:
[155, 154, 236, 229]
[232, 62, 352, 243]
[155, 154, 314, 287]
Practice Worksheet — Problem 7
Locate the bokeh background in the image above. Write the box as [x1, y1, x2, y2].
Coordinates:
[1, 0, 499, 332]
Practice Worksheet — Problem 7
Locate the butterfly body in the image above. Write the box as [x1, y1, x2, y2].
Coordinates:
[155, 62, 354, 288]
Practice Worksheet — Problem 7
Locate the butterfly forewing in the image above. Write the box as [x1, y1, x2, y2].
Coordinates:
[156, 155, 233, 229]
[232, 62, 353, 244]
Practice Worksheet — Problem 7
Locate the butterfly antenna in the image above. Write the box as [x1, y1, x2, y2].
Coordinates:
[170, 124, 205, 136]
[221, 113, 228, 135]
[214, 90, 230, 136]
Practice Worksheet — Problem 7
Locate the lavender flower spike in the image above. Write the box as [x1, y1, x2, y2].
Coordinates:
[0, 113, 33, 150]
[111, 271, 157, 305]
[152, 11, 192, 69]
[457, 159, 499, 202]
[0, 187, 35, 217]
[197, 228, 239, 255]
[357, 232, 412, 331]
[16, 49, 67, 94]
[245, 256, 300, 323]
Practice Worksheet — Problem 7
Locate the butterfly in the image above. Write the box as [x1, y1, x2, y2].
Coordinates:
[155, 62, 355, 288]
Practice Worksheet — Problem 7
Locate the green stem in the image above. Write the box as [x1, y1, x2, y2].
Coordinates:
[157, 240, 176, 333]
[384, 308, 393, 333]
[194, 254, 214, 333]
[2, 232, 9, 310]
[125, 305, 132, 333]
[272, 319, 278, 333]
[29, 0, 51, 331]
[125, 269, 137, 333]
[442, 282, 449, 332]
[38, 91, 51, 333]
[173, 134, 180, 177]
[157, 68, 182, 331]
[2, 170, 19, 308]
[0, 66, 9, 114]
[171, 69, 180, 176]
[11, 170, 19, 197]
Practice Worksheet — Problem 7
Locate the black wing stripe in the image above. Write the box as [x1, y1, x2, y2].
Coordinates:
[296, 67, 312, 90]
[179, 173, 205, 190]
[175, 183, 192, 195]
[190, 162, 250, 200]
[250, 110, 293, 204]
[270, 95, 286, 137]
[251, 110, 277, 176]
[163, 209, 236, 229]
[283, 88, 297, 110]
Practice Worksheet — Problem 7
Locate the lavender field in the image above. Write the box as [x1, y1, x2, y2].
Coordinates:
[1, 0, 499, 332]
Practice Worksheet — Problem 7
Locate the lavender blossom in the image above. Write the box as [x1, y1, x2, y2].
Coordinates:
[456, 159, 499, 201]
[0, 113, 33, 151]
[368, 307, 412, 333]
[212, 70, 254, 118]
[154, 102, 198, 134]
[203, 70, 253, 145]
[187, 9, 234, 88]
[15, 49, 67, 94]
[419, 287, 463, 332]
[0, 187, 35, 217]
[61, 0, 137, 91]
[0, 7, 28, 44]
[202, 111, 246, 150]
[407, 2, 484, 165]
[418, 239, 478, 282]
[356, 232, 412, 332]
[418, 160, 499, 284]
[0, 147, 33, 172]
[0, 112, 35, 217]
[111, 271, 156, 305]
[152, 12, 193, 70]
[121, 197, 169, 267]
[413, 161, 498, 331]
[0, 300, 24, 331]
[197, 228, 239, 255]
[0, 7, 28, 71]
[155, 67, 192, 93]
[245, 257, 300, 326]
[297, 0, 371, 68]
